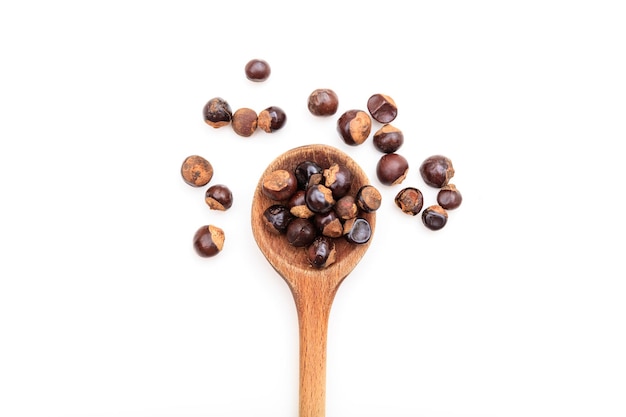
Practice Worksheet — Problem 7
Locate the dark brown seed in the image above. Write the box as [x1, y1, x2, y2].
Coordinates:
[343, 218, 372, 244]
[373, 124, 404, 153]
[263, 204, 294, 235]
[337, 109, 372, 146]
[307, 236, 337, 269]
[313, 210, 343, 238]
[394, 187, 424, 215]
[307, 88, 339, 116]
[422, 205, 448, 231]
[287, 190, 315, 218]
[323, 163, 352, 199]
[205, 184, 233, 211]
[367, 93, 398, 123]
[419, 155, 455, 188]
[305, 184, 335, 214]
[181, 155, 213, 187]
[258, 106, 287, 133]
[193, 225, 225, 257]
[376, 153, 409, 186]
[437, 184, 463, 210]
[355, 185, 382, 213]
[286, 218, 317, 247]
[294, 160, 323, 190]
[203, 97, 232, 128]
[244, 58, 271, 82]
[231, 108, 258, 137]
[334, 195, 358, 220]
[262, 169, 298, 201]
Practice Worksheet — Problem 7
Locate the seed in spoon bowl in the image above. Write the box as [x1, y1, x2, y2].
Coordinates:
[262, 204, 294, 235]
[262, 169, 298, 201]
[251, 144, 375, 275]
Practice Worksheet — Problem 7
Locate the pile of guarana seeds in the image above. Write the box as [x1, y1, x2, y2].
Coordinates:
[180, 58, 462, 260]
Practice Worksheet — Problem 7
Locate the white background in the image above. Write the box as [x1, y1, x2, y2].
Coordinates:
[1, 1, 625, 416]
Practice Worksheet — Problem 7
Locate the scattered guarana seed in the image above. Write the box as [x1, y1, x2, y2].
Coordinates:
[421, 205, 448, 231]
[205, 184, 233, 211]
[181, 155, 214, 187]
[203, 97, 232, 128]
[367, 93, 398, 123]
[437, 184, 462, 210]
[307, 88, 339, 116]
[190, 61, 465, 263]
[394, 187, 424, 216]
[258, 106, 287, 133]
[244, 58, 271, 82]
[373, 124, 404, 153]
[419, 155, 455, 188]
[231, 107, 258, 137]
[193, 225, 225, 257]
[376, 153, 409, 186]
[337, 109, 372, 146]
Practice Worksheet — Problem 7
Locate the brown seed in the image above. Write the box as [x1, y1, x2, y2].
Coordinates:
[286, 218, 317, 247]
[263, 204, 294, 235]
[262, 169, 297, 201]
[334, 195, 358, 220]
[419, 155, 455, 188]
[295, 160, 323, 189]
[343, 217, 372, 244]
[181, 155, 213, 187]
[244, 58, 271, 82]
[437, 184, 463, 210]
[367, 93, 398, 123]
[356, 185, 382, 213]
[394, 187, 424, 215]
[422, 205, 448, 231]
[376, 153, 409, 186]
[205, 184, 233, 211]
[307, 236, 337, 269]
[305, 183, 335, 214]
[307, 88, 339, 116]
[258, 106, 287, 133]
[373, 124, 404, 153]
[323, 163, 352, 199]
[203, 97, 232, 128]
[193, 225, 225, 257]
[313, 210, 343, 238]
[337, 109, 372, 146]
[287, 190, 315, 219]
[231, 107, 258, 137]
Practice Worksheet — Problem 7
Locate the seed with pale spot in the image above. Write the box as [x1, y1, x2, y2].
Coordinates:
[181, 155, 213, 187]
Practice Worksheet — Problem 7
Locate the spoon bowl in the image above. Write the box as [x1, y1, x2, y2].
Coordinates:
[251, 144, 376, 417]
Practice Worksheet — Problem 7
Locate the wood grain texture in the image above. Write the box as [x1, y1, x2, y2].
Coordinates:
[251, 144, 376, 417]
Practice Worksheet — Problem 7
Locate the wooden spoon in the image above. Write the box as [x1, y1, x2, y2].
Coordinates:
[251, 144, 376, 417]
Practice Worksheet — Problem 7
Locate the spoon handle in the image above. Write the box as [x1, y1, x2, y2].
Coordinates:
[293, 279, 337, 417]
